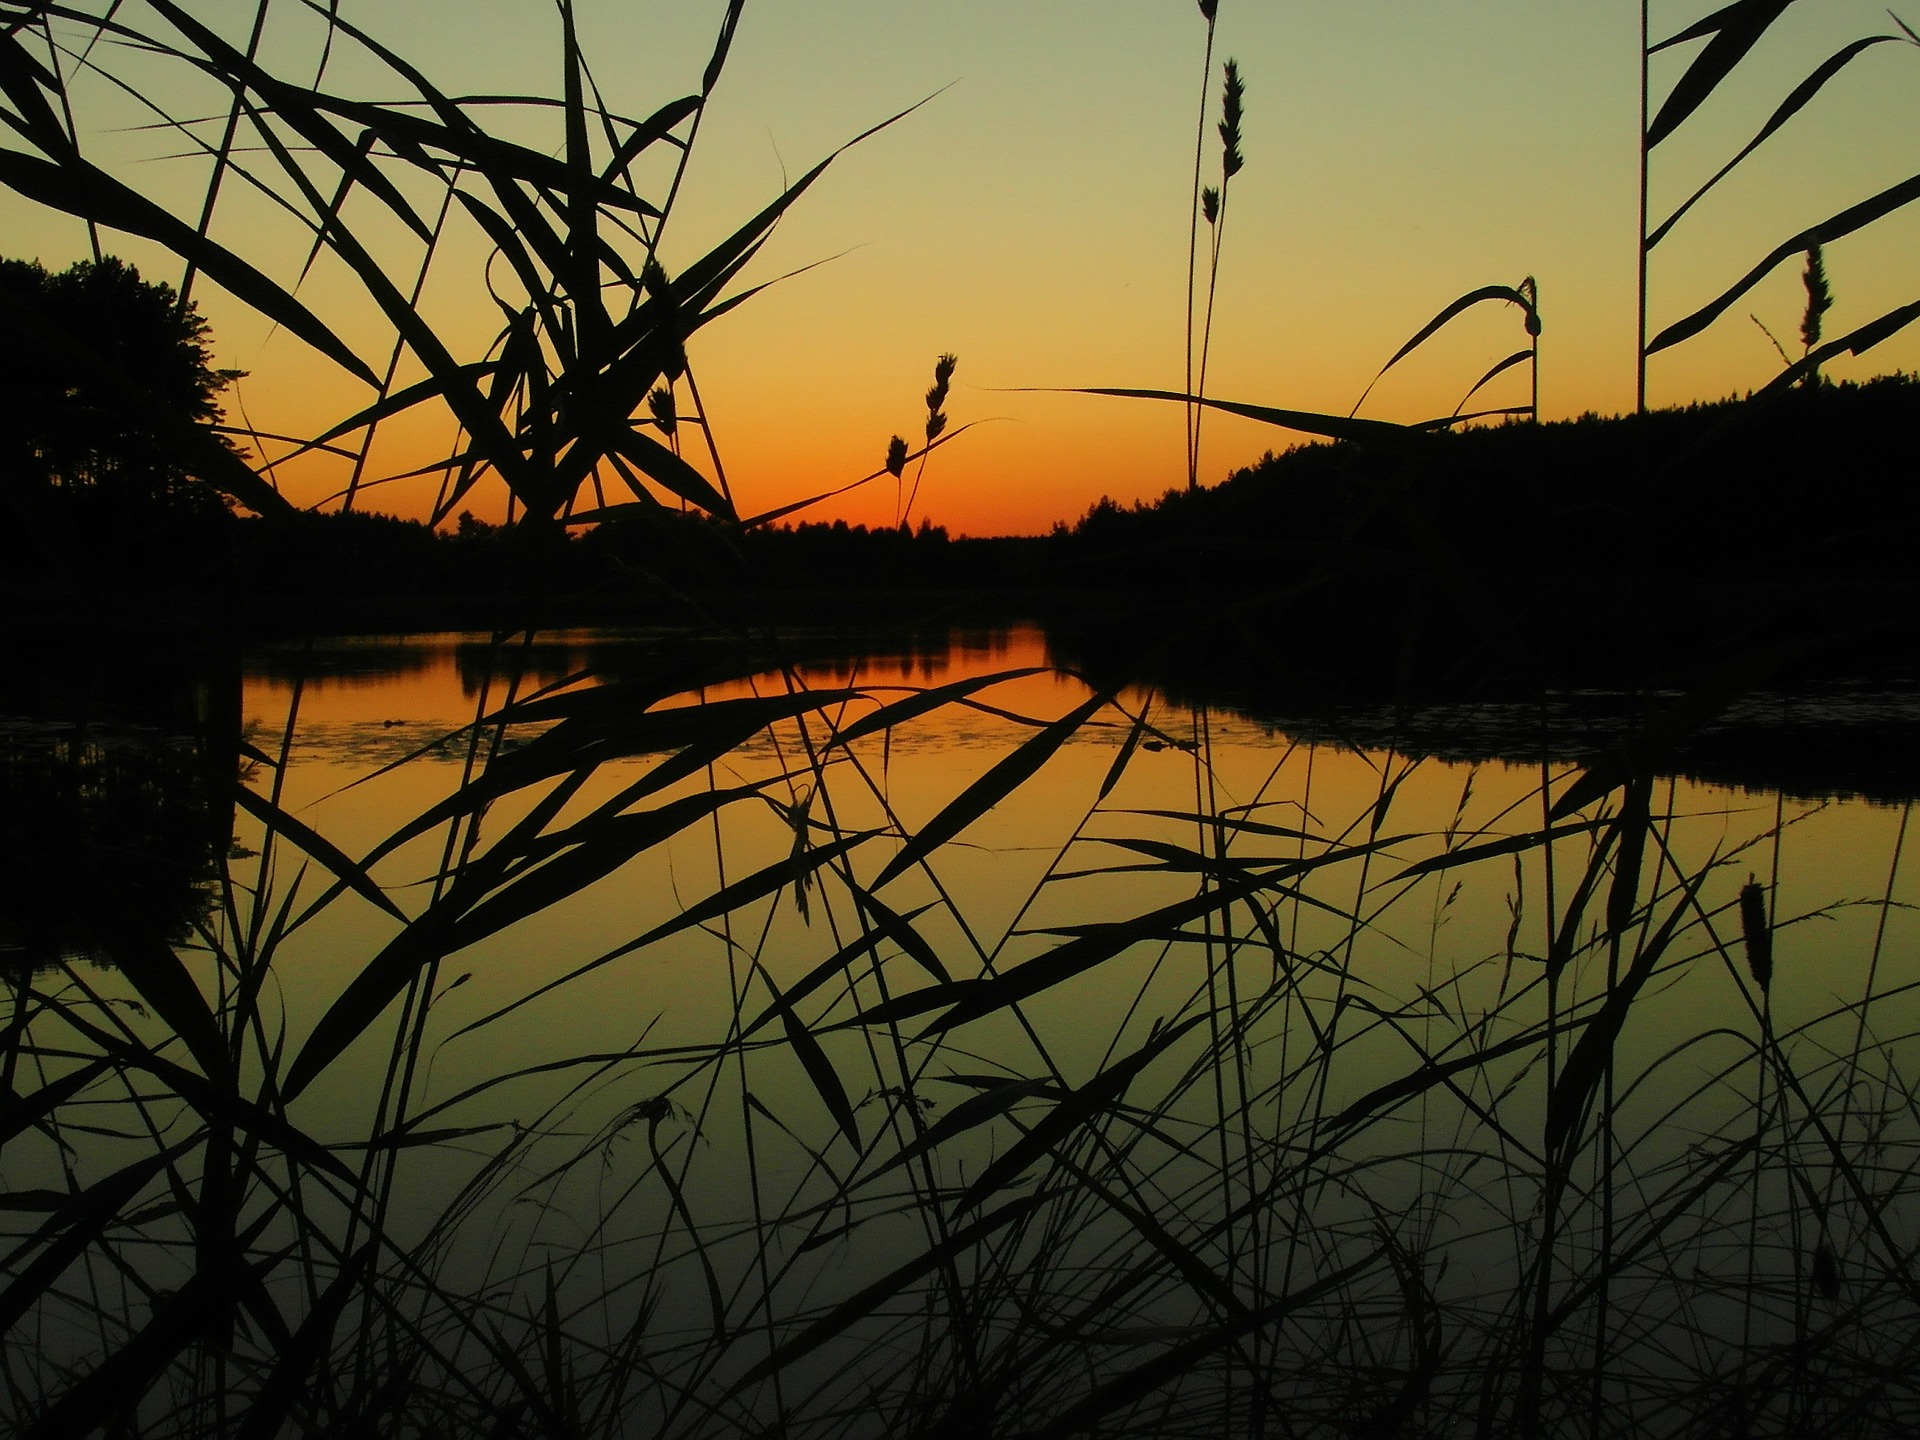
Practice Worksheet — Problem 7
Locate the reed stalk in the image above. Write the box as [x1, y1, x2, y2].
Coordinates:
[1185, 1, 1220, 492]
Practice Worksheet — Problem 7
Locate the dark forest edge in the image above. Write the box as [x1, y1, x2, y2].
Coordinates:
[10, 370, 1918, 697]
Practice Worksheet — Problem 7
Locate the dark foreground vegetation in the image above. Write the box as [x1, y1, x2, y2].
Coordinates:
[6, 3, 1920, 1439]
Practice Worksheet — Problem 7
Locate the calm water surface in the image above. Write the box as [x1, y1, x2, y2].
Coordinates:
[233, 625, 1918, 1115]
[10, 622, 1918, 1430]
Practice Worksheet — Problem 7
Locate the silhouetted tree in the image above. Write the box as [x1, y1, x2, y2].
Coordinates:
[0, 256, 240, 602]
[0, 255, 237, 508]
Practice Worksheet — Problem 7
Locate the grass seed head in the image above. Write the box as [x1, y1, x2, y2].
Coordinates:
[1801, 244, 1833, 353]
[1198, 0, 1218, 19]
[648, 385, 677, 436]
[641, 258, 687, 380]
[886, 435, 908, 477]
[1219, 60, 1244, 181]
[924, 352, 956, 441]
[1202, 186, 1220, 225]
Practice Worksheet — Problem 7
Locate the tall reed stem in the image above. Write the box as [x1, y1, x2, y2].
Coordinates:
[1637, 0, 1650, 414]
[1185, 7, 1218, 491]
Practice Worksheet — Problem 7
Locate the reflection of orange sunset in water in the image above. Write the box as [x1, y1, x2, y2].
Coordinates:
[13, 2, 1918, 536]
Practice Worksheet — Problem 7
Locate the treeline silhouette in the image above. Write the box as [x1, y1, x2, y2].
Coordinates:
[226, 377, 1920, 690]
[4, 248, 1913, 690]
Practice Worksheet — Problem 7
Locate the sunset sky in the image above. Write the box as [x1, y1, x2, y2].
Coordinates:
[10, 0, 1920, 535]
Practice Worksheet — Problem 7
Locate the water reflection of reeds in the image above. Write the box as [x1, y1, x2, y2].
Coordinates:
[0, 726, 231, 971]
[8, 627, 1916, 1438]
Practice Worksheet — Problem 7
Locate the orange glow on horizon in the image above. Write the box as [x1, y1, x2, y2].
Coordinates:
[51, 0, 1910, 539]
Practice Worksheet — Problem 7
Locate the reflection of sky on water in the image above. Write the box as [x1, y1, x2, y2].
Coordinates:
[237, 628, 1920, 1116]
[11, 625, 1914, 1416]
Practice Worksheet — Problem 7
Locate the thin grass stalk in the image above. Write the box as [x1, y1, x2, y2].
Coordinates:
[1185, 5, 1218, 492]
[344, 180, 460, 514]
[1191, 58, 1243, 492]
[1184, 703, 1254, 1424]
[177, 0, 273, 313]
[1521, 764, 1602, 1439]
[1741, 788, 1786, 1407]
[36, 14, 101, 265]
[345, 635, 518, 1397]
[719, 822, 791, 1429]
[770, 682, 992, 1406]
[1637, 0, 1650, 414]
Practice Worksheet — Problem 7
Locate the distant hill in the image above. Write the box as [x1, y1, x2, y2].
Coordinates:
[31, 376, 1915, 693]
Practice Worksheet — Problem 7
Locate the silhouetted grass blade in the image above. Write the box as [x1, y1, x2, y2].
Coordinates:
[1646, 0, 1796, 148]
[862, 1077, 1053, 1184]
[0, 1143, 193, 1337]
[1455, 349, 1534, 415]
[0, 1060, 111, 1148]
[1648, 36, 1902, 248]
[1072, 387, 1424, 452]
[234, 784, 407, 924]
[778, 1003, 861, 1150]
[872, 690, 1112, 890]
[233, 1244, 375, 1440]
[607, 423, 735, 519]
[1031, 1247, 1385, 1440]
[442, 788, 759, 950]
[1097, 707, 1150, 802]
[442, 831, 882, 1042]
[832, 668, 1048, 748]
[1387, 818, 1609, 883]
[0, 27, 70, 147]
[1320, 1024, 1558, 1147]
[853, 890, 952, 983]
[1542, 1131, 1763, 1332]
[97, 935, 230, 1082]
[362, 691, 853, 868]
[1545, 869, 1706, 1160]
[874, 834, 1412, 1033]
[603, 95, 701, 182]
[163, 1071, 357, 1184]
[0, 150, 375, 387]
[21, 1268, 239, 1440]
[1351, 285, 1536, 416]
[703, 0, 748, 95]
[739, 1193, 1051, 1385]
[1648, 171, 1920, 355]
[740, 904, 939, 1039]
[951, 1015, 1203, 1215]
[146, 2, 437, 244]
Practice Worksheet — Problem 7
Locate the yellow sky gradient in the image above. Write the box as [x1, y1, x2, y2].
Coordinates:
[9, 1, 1920, 535]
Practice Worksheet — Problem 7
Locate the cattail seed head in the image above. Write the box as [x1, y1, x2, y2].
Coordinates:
[1738, 880, 1773, 993]
[1198, 0, 1218, 19]
[885, 435, 908, 478]
[1218, 60, 1245, 181]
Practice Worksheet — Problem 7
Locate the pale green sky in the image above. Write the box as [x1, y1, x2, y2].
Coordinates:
[10, 1, 1920, 532]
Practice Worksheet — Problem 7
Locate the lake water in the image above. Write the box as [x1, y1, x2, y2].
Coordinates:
[8, 622, 1919, 1435]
